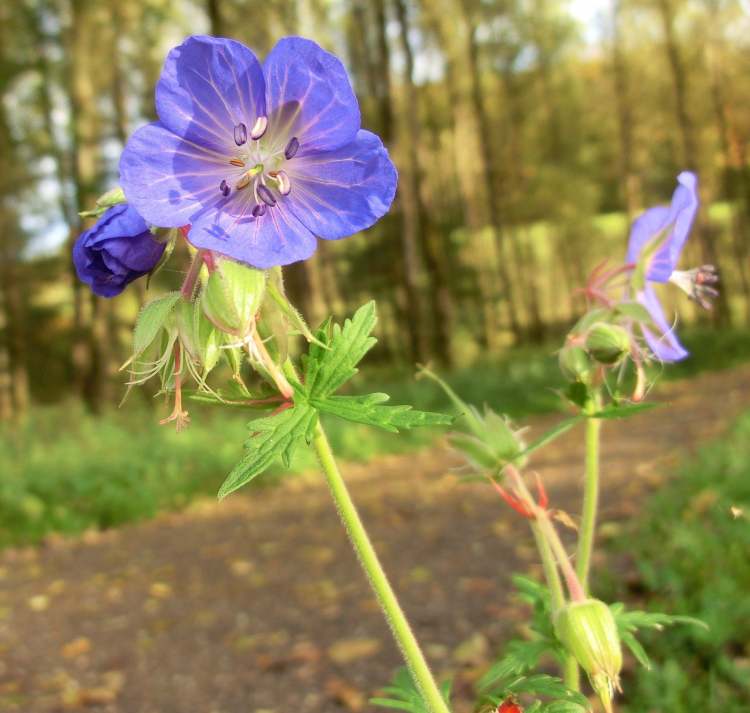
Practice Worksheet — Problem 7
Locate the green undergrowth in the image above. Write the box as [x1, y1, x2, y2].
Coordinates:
[600, 409, 750, 711]
[0, 326, 748, 547]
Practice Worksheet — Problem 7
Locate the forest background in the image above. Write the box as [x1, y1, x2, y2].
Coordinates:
[1, 0, 749, 419]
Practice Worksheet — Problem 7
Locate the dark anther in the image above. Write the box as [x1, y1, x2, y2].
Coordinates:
[257, 184, 277, 207]
[234, 123, 248, 146]
[284, 137, 299, 160]
[219, 179, 230, 197]
[252, 204, 266, 218]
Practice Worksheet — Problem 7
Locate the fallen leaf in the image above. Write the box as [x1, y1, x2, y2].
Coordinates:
[61, 637, 91, 660]
[325, 676, 366, 711]
[28, 595, 49, 612]
[149, 582, 172, 599]
[328, 637, 381, 664]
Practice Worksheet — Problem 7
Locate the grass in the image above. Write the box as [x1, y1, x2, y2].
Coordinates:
[0, 326, 748, 548]
[601, 409, 750, 712]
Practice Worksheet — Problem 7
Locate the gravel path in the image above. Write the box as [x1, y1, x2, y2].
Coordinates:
[1, 366, 748, 713]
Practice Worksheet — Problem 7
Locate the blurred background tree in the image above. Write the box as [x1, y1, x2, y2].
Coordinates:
[1, 0, 749, 417]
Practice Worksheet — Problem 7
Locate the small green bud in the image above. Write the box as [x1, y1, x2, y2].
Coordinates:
[558, 344, 594, 383]
[174, 300, 221, 374]
[585, 323, 631, 365]
[554, 599, 622, 713]
[201, 259, 267, 337]
[449, 408, 526, 471]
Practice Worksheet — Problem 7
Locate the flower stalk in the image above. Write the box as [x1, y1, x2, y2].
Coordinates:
[246, 343, 448, 713]
[576, 399, 602, 594]
[312, 422, 451, 713]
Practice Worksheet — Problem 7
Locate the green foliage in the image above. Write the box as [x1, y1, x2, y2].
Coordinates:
[371, 668, 451, 713]
[129, 291, 181, 362]
[217, 404, 318, 500]
[602, 410, 750, 711]
[479, 577, 588, 711]
[609, 603, 705, 670]
[218, 303, 450, 498]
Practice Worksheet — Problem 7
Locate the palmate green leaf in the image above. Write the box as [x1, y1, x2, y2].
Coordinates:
[610, 603, 707, 670]
[305, 301, 378, 398]
[217, 403, 317, 499]
[313, 393, 452, 433]
[125, 291, 181, 366]
[479, 639, 552, 690]
[371, 668, 451, 713]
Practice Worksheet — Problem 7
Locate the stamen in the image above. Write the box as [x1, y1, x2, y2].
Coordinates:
[219, 179, 230, 197]
[257, 184, 277, 207]
[269, 170, 291, 196]
[234, 164, 264, 191]
[669, 265, 719, 310]
[235, 173, 252, 190]
[229, 157, 246, 167]
[284, 137, 299, 160]
[250, 116, 268, 140]
[252, 204, 266, 218]
[233, 122, 248, 146]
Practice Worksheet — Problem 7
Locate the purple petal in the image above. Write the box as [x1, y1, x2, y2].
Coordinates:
[638, 284, 689, 362]
[626, 171, 699, 283]
[284, 130, 397, 240]
[120, 122, 228, 228]
[186, 196, 317, 268]
[156, 35, 266, 152]
[101, 235, 165, 272]
[262, 37, 360, 153]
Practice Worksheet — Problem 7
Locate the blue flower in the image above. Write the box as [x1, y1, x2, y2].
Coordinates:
[73, 204, 165, 297]
[625, 171, 718, 362]
[119, 35, 397, 268]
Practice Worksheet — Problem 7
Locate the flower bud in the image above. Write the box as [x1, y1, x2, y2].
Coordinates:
[174, 300, 221, 374]
[554, 599, 622, 713]
[585, 323, 631, 365]
[558, 344, 594, 383]
[201, 259, 267, 337]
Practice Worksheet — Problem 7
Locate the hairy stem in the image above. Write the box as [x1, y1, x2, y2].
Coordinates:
[576, 406, 602, 593]
[312, 422, 450, 713]
[180, 248, 207, 300]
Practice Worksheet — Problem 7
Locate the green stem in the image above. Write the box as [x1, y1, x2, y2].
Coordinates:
[530, 522, 565, 611]
[576, 408, 602, 594]
[312, 422, 450, 713]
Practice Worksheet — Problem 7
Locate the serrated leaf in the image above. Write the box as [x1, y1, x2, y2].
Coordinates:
[129, 292, 181, 363]
[305, 301, 378, 398]
[218, 404, 317, 499]
[506, 675, 589, 706]
[621, 631, 651, 669]
[313, 393, 452, 433]
[479, 639, 552, 690]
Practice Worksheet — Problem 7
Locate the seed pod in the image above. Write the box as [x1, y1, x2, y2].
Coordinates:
[585, 323, 631, 365]
[554, 599, 622, 713]
[559, 344, 594, 383]
[201, 259, 267, 337]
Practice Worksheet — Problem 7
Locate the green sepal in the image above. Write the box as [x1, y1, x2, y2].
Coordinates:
[122, 291, 181, 369]
[78, 186, 126, 218]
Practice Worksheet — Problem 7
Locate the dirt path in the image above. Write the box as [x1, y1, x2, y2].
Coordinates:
[1, 366, 748, 713]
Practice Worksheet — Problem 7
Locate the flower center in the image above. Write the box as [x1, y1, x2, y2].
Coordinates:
[218, 119, 299, 217]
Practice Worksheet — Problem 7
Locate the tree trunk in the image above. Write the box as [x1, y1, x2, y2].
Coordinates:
[610, 0, 640, 225]
[394, 0, 453, 364]
[461, 1, 525, 340]
[657, 0, 730, 323]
